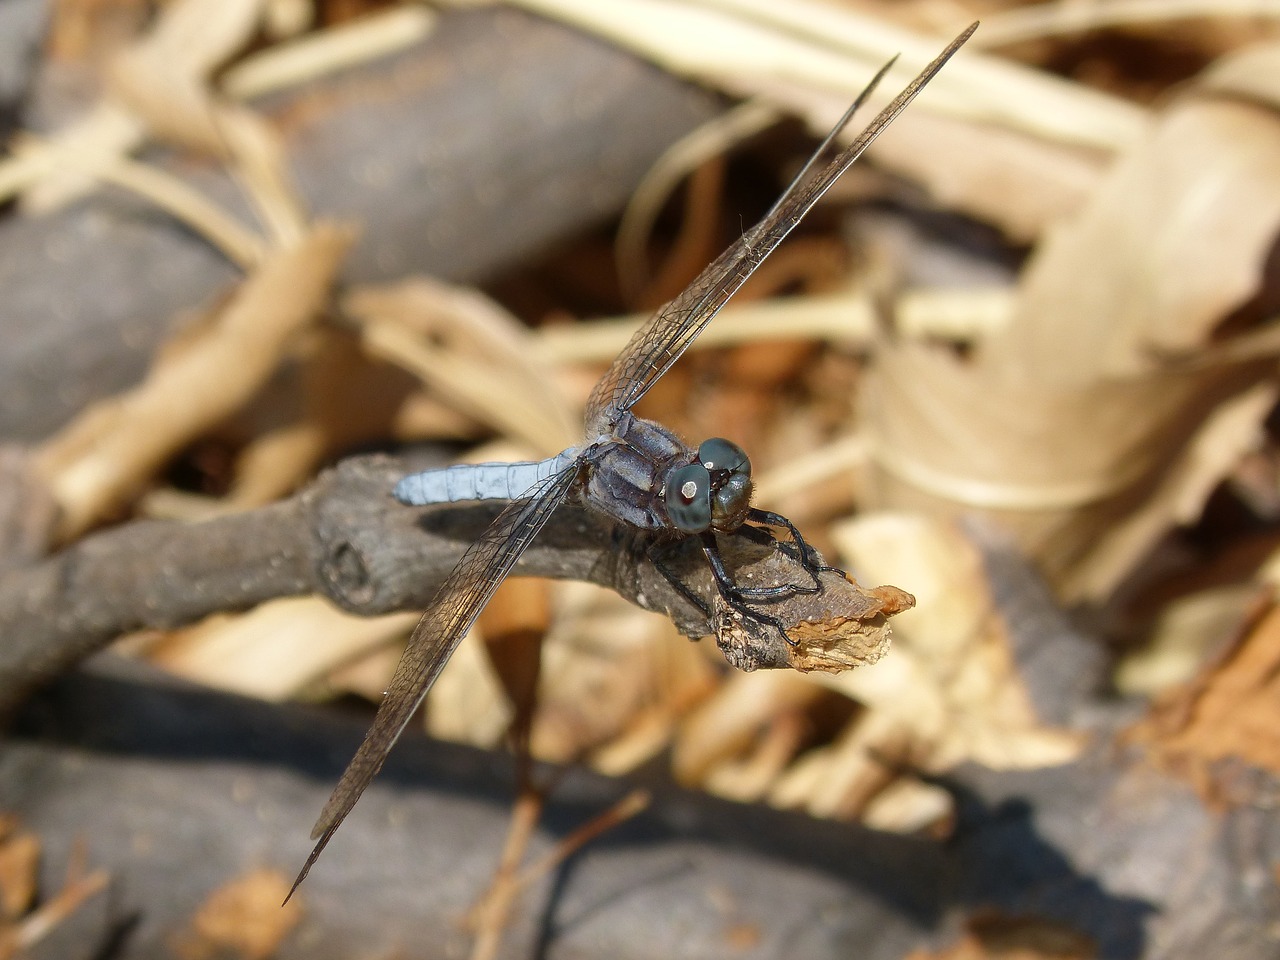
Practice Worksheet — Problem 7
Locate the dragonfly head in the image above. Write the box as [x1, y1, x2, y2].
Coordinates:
[665, 438, 753, 534]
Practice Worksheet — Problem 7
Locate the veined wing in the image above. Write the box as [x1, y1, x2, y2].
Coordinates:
[584, 23, 976, 436]
[287, 463, 579, 901]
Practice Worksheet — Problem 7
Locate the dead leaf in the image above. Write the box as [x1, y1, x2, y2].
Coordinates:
[907, 909, 1096, 959]
[174, 868, 302, 960]
[0, 817, 39, 923]
[1130, 595, 1280, 803]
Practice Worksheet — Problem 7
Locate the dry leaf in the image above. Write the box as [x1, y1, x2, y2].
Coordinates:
[864, 340, 1277, 601]
[147, 598, 418, 702]
[0, 817, 39, 923]
[988, 101, 1280, 381]
[828, 514, 1085, 771]
[1115, 583, 1261, 696]
[907, 910, 1096, 960]
[1130, 595, 1280, 801]
[173, 868, 301, 960]
[349, 277, 579, 457]
[862, 42, 1280, 601]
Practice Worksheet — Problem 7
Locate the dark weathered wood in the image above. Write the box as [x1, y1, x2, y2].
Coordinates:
[0, 6, 725, 441]
[3, 662, 1276, 960]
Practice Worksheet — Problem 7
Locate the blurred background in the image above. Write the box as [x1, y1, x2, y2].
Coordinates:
[0, 1, 1278, 958]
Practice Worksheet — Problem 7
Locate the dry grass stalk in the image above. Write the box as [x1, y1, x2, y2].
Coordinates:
[0, 824, 109, 960]
[537, 285, 1011, 366]
[0, 0, 434, 213]
[221, 6, 437, 100]
[349, 278, 579, 457]
[974, 0, 1280, 49]
[615, 99, 781, 300]
[7, 0, 265, 212]
[34, 223, 355, 539]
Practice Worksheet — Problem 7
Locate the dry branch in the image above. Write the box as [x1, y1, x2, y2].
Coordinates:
[3, 659, 1276, 960]
[0, 455, 903, 714]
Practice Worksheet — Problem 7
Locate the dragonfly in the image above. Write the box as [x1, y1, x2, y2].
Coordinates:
[289, 23, 976, 898]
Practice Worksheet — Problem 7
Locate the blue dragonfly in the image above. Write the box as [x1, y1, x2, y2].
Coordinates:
[290, 23, 976, 898]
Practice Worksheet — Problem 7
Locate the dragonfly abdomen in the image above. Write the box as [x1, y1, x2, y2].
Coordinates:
[394, 449, 579, 505]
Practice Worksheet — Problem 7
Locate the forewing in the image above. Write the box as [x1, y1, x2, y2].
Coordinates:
[287, 463, 578, 900]
[584, 23, 976, 436]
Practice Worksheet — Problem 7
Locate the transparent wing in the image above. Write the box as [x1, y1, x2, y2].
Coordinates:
[287, 463, 579, 900]
[584, 23, 976, 437]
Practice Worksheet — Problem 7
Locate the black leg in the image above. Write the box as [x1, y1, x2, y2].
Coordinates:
[746, 508, 841, 591]
[700, 533, 796, 646]
[700, 530, 814, 602]
[649, 540, 712, 619]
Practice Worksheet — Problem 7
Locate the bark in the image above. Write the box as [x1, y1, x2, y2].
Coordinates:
[2, 660, 1275, 960]
[0, 454, 897, 713]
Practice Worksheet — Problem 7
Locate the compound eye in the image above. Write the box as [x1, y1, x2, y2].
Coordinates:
[665, 463, 712, 533]
[711, 472, 752, 529]
[698, 437, 750, 478]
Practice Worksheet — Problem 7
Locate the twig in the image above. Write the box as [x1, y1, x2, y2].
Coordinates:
[467, 787, 546, 960]
[0, 455, 906, 714]
[511, 788, 652, 892]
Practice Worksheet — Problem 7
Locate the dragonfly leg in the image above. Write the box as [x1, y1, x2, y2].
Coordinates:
[650, 540, 712, 619]
[746, 508, 841, 593]
[704, 511, 833, 602]
[700, 533, 796, 647]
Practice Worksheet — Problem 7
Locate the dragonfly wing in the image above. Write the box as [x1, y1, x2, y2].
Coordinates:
[287, 462, 579, 900]
[584, 23, 976, 436]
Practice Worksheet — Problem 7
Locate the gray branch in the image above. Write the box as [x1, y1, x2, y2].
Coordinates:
[0, 454, 904, 712]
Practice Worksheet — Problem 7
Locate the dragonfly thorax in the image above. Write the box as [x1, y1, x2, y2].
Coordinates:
[665, 437, 753, 534]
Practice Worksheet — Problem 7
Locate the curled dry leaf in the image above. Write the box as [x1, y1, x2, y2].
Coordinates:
[712, 566, 910, 674]
[865, 41, 1280, 602]
[826, 514, 1086, 772]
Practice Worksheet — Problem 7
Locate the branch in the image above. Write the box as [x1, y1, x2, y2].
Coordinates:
[0, 455, 909, 712]
[6, 665, 1274, 960]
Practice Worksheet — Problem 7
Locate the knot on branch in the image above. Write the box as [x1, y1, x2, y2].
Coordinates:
[303, 455, 440, 617]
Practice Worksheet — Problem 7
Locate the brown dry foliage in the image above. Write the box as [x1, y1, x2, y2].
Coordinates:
[5, 4, 1280, 944]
